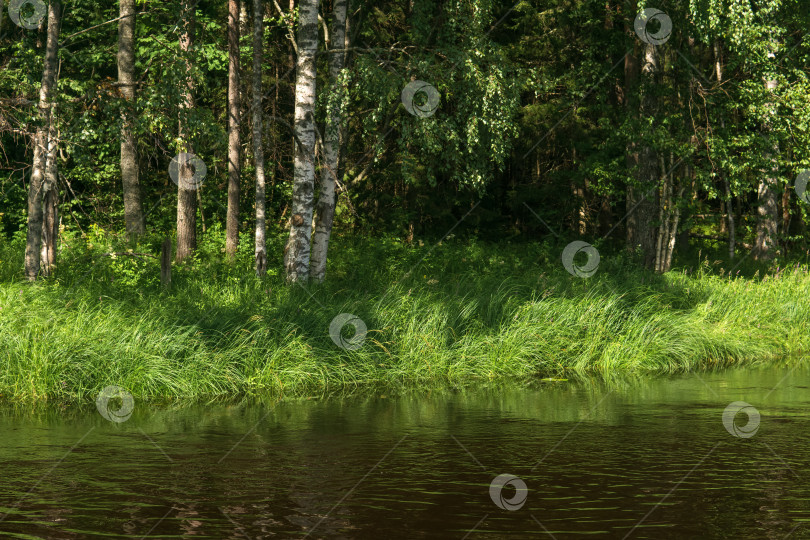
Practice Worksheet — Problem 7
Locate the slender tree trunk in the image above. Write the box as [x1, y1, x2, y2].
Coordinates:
[176, 0, 197, 262]
[654, 152, 681, 273]
[723, 175, 736, 258]
[118, 0, 144, 241]
[654, 154, 667, 273]
[713, 40, 735, 259]
[310, 0, 348, 282]
[754, 158, 779, 261]
[239, 0, 250, 147]
[40, 105, 59, 276]
[239, 1, 249, 43]
[781, 185, 791, 255]
[252, 0, 267, 275]
[666, 189, 683, 271]
[626, 39, 659, 269]
[754, 48, 779, 261]
[226, 0, 241, 258]
[283, 0, 319, 282]
[24, 0, 60, 281]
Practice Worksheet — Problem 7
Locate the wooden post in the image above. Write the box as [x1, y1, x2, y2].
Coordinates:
[161, 237, 172, 288]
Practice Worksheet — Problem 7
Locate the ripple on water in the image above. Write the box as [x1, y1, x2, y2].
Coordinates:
[0, 365, 808, 538]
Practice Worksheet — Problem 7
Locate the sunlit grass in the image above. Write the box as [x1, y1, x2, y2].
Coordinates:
[0, 229, 808, 401]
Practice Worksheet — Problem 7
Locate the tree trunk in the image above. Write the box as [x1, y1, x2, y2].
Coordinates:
[654, 153, 682, 273]
[713, 40, 735, 259]
[225, 0, 241, 259]
[252, 0, 267, 275]
[781, 186, 791, 255]
[754, 48, 779, 261]
[626, 39, 659, 269]
[24, 0, 60, 281]
[175, 0, 197, 262]
[283, 0, 319, 282]
[40, 106, 59, 276]
[239, 1, 249, 43]
[118, 0, 144, 241]
[654, 153, 667, 273]
[310, 0, 348, 282]
[754, 162, 778, 260]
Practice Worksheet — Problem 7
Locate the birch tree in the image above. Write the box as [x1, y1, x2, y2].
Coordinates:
[753, 45, 779, 261]
[310, 0, 348, 283]
[252, 0, 267, 275]
[283, 0, 319, 282]
[118, 0, 144, 241]
[225, 0, 241, 258]
[40, 104, 59, 276]
[175, 0, 197, 262]
[653, 153, 683, 273]
[24, 0, 60, 281]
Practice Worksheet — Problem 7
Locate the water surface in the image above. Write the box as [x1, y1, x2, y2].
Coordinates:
[1, 365, 809, 538]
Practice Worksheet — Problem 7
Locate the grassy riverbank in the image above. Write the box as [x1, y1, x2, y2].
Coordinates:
[1, 229, 808, 402]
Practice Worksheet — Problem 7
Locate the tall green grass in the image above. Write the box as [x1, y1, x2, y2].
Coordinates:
[0, 228, 808, 401]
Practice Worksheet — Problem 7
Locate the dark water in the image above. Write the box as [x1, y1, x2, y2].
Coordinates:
[1, 365, 810, 539]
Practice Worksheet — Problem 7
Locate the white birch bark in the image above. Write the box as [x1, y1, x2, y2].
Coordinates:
[24, 0, 60, 281]
[283, 0, 319, 282]
[754, 47, 779, 261]
[310, 0, 348, 282]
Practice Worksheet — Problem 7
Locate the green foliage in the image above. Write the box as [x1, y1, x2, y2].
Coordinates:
[0, 0, 808, 289]
[1, 233, 808, 401]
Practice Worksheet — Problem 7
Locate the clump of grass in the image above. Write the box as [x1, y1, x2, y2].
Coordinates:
[0, 230, 808, 402]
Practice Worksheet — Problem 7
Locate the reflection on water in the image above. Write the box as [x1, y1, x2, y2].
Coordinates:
[1, 364, 809, 539]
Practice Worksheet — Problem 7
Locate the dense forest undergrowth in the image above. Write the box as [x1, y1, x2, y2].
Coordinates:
[1, 229, 808, 402]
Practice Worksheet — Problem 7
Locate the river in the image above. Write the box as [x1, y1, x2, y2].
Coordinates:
[1, 364, 808, 538]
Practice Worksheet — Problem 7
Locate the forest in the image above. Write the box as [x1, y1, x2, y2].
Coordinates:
[1, 1, 810, 537]
[0, 0, 809, 400]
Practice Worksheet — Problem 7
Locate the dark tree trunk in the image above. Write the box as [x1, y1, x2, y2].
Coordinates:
[176, 0, 197, 262]
[118, 0, 144, 241]
[226, 0, 241, 259]
[714, 40, 735, 259]
[252, 0, 267, 275]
